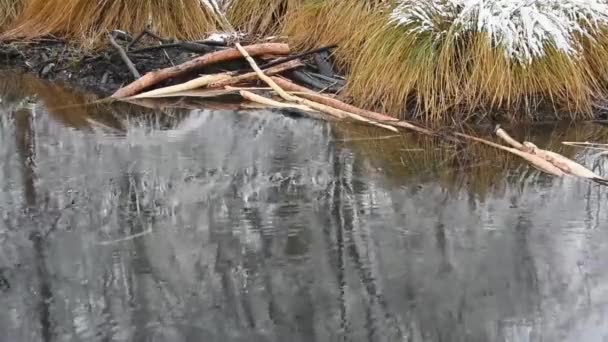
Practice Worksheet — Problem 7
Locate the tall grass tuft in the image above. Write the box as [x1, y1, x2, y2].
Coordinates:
[0, 0, 22, 29]
[227, 0, 304, 36]
[283, 0, 388, 71]
[346, 0, 608, 121]
[5, 0, 224, 46]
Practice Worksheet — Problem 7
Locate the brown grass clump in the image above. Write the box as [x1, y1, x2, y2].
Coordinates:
[283, 0, 388, 71]
[0, 0, 21, 29]
[4, 0, 222, 47]
[227, 0, 304, 37]
[346, 22, 607, 122]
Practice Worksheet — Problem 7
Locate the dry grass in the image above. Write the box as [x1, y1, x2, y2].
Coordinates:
[227, 0, 304, 37]
[346, 22, 607, 121]
[283, 0, 388, 71]
[4, 0, 222, 47]
[0, 0, 22, 29]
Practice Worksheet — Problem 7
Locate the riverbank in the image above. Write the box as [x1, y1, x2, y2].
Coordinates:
[3, 36, 608, 124]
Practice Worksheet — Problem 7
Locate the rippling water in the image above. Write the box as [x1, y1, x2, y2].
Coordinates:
[1, 73, 608, 342]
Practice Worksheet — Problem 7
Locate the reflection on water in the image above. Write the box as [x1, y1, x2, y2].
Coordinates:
[1, 73, 608, 342]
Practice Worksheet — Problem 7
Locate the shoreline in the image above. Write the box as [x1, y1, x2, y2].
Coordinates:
[1, 36, 608, 124]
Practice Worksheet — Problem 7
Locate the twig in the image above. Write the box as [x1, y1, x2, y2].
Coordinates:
[306, 71, 345, 86]
[127, 30, 147, 50]
[127, 28, 171, 50]
[563, 141, 608, 149]
[290, 70, 342, 93]
[258, 45, 337, 69]
[107, 32, 140, 79]
[128, 42, 215, 54]
[111, 43, 290, 98]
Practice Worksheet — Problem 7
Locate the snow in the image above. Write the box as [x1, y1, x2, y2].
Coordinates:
[390, 0, 608, 63]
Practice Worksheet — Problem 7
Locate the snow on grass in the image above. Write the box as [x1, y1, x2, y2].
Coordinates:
[390, 0, 608, 63]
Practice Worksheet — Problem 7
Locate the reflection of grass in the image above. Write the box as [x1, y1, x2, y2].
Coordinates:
[5, 0, 220, 46]
[332, 122, 608, 194]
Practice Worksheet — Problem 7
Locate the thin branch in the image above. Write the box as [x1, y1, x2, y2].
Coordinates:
[107, 32, 140, 79]
[258, 44, 337, 69]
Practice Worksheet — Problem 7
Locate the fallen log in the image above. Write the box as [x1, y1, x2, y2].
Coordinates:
[496, 127, 607, 182]
[454, 132, 566, 177]
[270, 77, 434, 135]
[271, 76, 398, 123]
[129, 73, 232, 99]
[129, 60, 303, 99]
[111, 43, 291, 98]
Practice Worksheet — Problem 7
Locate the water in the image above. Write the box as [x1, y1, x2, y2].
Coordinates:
[1, 73, 608, 342]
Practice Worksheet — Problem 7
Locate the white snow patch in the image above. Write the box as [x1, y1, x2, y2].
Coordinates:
[390, 0, 608, 63]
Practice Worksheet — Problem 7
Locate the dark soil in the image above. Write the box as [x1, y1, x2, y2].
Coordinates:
[0, 36, 227, 96]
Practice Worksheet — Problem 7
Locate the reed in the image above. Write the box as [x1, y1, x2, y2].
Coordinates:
[345, 0, 608, 121]
[5, 0, 222, 46]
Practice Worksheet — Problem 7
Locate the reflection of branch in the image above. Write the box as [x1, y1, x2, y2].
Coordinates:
[15, 106, 54, 342]
[332, 151, 406, 339]
[29, 231, 53, 342]
[14, 108, 36, 207]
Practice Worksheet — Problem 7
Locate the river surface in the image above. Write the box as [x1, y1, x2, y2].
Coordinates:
[1, 73, 608, 342]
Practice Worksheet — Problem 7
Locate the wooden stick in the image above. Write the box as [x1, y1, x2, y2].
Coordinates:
[270, 76, 435, 135]
[258, 45, 337, 69]
[495, 126, 524, 149]
[234, 43, 398, 132]
[209, 60, 304, 88]
[128, 41, 216, 54]
[238, 90, 336, 121]
[129, 73, 233, 99]
[130, 60, 303, 99]
[454, 132, 565, 177]
[239, 90, 314, 112]
[496, 127, 606, 181]
[111, 43, 290, 98]
[271, 76, 398, 122]
[107, 33, 140, 79]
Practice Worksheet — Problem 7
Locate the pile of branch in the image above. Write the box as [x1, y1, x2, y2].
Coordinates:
[110, 40, 607, 185]
[111, 41, 432, 134]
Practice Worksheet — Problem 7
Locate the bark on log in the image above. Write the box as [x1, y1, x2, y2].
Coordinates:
[111, 43, 291, 98]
